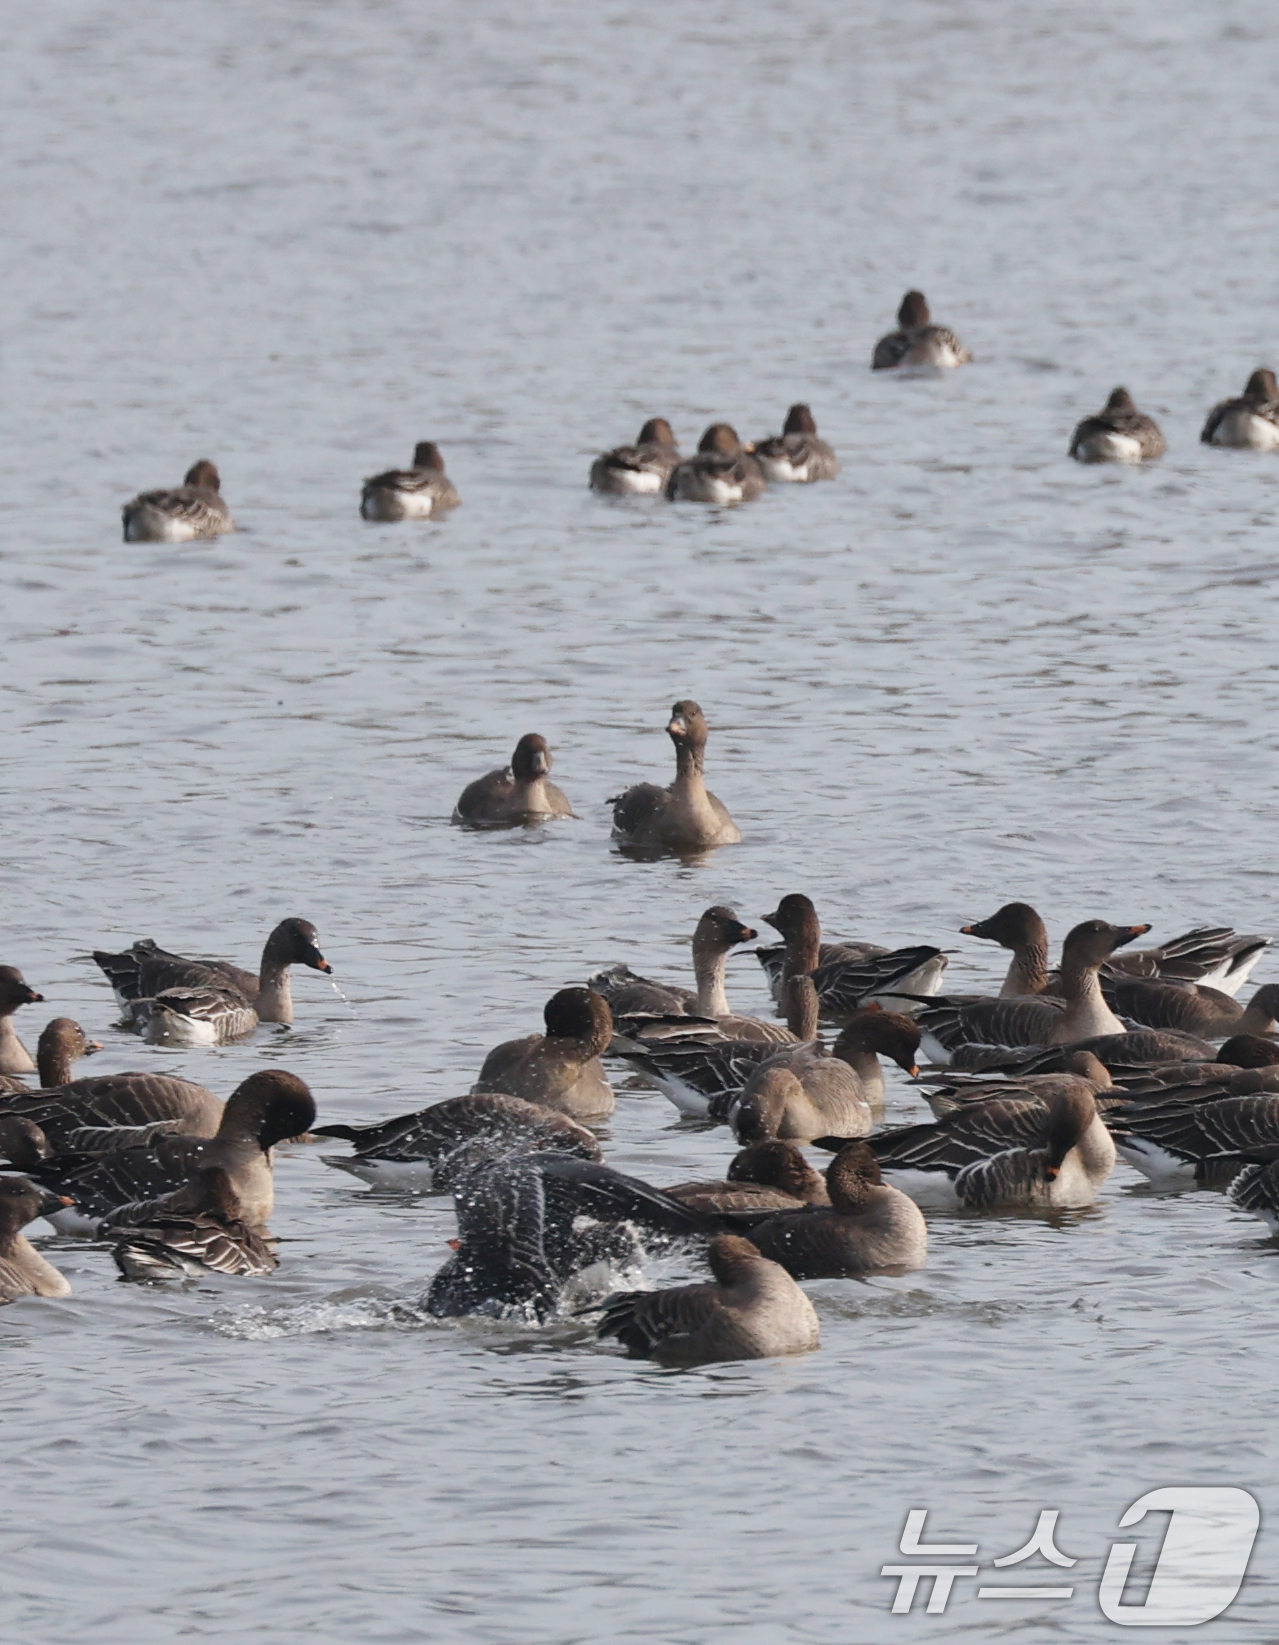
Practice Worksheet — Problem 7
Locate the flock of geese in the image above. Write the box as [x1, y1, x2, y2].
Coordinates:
[116, 289, 1279, 542]
[3, 693, 1279, 1367]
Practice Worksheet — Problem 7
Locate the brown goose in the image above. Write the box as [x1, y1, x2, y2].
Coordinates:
[1201, 369, 1279, 451]
[664, 1139, 831, 1215]
[949, 1027, 1219, 1078]
[0, 1018, 103, 1096]
[872, 290, 971, 371]
[1069, 388, 1165, 463]
[730, 1141, 927, 1277]
[591, 907, 791, 1045]
[918, 1051, 1116, 1118]
[961, 902, 1269, 997]
[727, 981, 876, 1143]
[1109, 1088, 1279, 1189]
[103, 1166, 279, 1280]
[914, 920, 1152, 1064]
[0, 969, 47, 1080]
[757, 893, 947, 1019]
[751, 404, 840, 484]
[452, 733, 574, 826]
[665, 424, 766, 504]
[1103, 979, 1279, 1040]
[590, 419, 681, 495]
[610, 701, 741, 853]
[595, 1234, 820, 1365]
[0, 1178, 74, 1303]
[473, 988, 615, 1121]
[360, 442, 460, 521]
[122, 460, 234, 542]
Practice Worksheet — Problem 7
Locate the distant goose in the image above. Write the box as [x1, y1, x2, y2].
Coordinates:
[872, 291, 971, 371]
[1201, 369, 1279, 450]
[314, 1092, 601, 1190]
[590, 419, 681, 495]
[0, 1178, 74, 1304]
[103, 1166, 278, 1280]
[94, 917, 331, 1047]
[665, 424, 766, 504]
[961, 903, 1269, 999]
[664, 1139, 832, 1215]
[473, 988, 615, 1121]
[1068, 388, 1166, 464]
[867, 1085, 1116, 1211]
[0, 968, 46, 1079]
[751, 405, 840, 483]
[360, 442, 460, 520]
[122, 460, 234, 542]
[610, 700, 742, 853]
[727, 1140, 927, 1277]
[1109, 1090, 1279, 1190]
[591, 906, 792, 1044]
[756, 893, 947, 1019]
[595, 1234, 820, 1365]
[452, 733, 574, 826]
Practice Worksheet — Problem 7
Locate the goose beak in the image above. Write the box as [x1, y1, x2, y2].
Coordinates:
[37, 1190, 74, 1216]
[667, 715, 688, 738]
[85, 1040, 104, 1056]
[310, 951, 333, 974]
[530, 750, 550, 776]
[959, 923, 976, 935]
[1118, 924, 1152, 946]
[21, 989, 44, 1005]
[447, 1238, 461, 1251]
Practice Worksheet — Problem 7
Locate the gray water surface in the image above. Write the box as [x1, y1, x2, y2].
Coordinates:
[3, 2, 1279, 1641]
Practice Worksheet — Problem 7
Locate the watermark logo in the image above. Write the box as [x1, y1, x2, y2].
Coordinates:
[882, 1488, 1259, 1625]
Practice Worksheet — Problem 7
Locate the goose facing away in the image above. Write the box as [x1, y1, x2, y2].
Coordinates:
[104, 1166, 279, 1280]
[0, 967, 46, 1078]
[664, 1139, 832, 1215]
[1069, 388, 1166, 464]
[1201, 369, 1279, 451]
[1103, 979, 1279, 1040]
[665, 424, 766, 505]
[872, 291, 971, 371]
[122, 460, 234, 542]
[360, 442, 460, 520]
[0, 1178, 74, 1303]
[452, 733, 574, 826]
[590, 419, 681, 495]
[473, 988, 615, 1121]
[595, 1234, 820, 1365]
[610, 700, 742, 854]
[752, 405, 840, 484]
[757, 893, 947, 1018]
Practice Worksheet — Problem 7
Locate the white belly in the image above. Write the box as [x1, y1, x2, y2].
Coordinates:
[880, 1166, 961, 1211]
[755, 455, 809, 484]
[361, 488, 435, 521]
[609, 468, 663, 495]
[140, 1011, 220, 1048]
[1211, 410, 1279, 450]
[47, 1206, 104, 1237]
[1077, 431, 1144, 464]
[1113, 1136, 1197, 1187]
[321, 1155, 438, 1189]
[675, 474, 743, 505]
[123, 507, 199, 543]
[918, 1029, 955, 1066]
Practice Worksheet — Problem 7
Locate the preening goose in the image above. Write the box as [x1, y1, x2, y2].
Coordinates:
[756, 893, 946, 1019]
[872, 290, 971, 371]
[1069, 388, 1165, 464]
[590, 419, 681, 495]
[103, 1166, 278, 1280]
[314, 1092, 601, 1190]
[1201, 369, 1279, 451]
[360, 442, 460, 521]
[452, 733, 574, 826]
[665, 424, 766, 505]
[866, 1085, 1116, 1211]
[664, 1139, 832, 1215]
[122, 460, 234, 542]
[751, 405, 840, 484]
[595, 1234, 820, 1365]
[0, 1178, 74, 1303]
[0, 968, 45, 1079]
[610, 701, 742, 853]
[473, 988, 615, 1121]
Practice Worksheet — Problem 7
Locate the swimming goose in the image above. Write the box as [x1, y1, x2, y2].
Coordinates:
[0, 968, 45, 1078]
[726, 982, 878, 1143]
[913, 920, 1151, 1064]
[15, 1069, 315, 1233]
[610, 701, 742, 853]
[663, 1139, 832, 1215]
[1201, 369, 1279, 451]
[756, 893, 947, 1018]
[590, 419, 681, 495]
[426, 1151, 718, 1321]
[102, 1166, 278, 1280]
[452, 733, 574, 826]
[95, 916, 331, 1046]
[0, 1045, 221, 1149]
[665, 424, 766, 505]
[592, 907, 792, 1045]
[4, 1019, 105, 1093]
[0, 1178, 74, 1303]
[1069, 388, 1166, 464]
[950, 1027, 1219, 1077]
[1108, 1090, 1279, 1189]
[595, 1234, 820, 1365]
[867, 1086, 1116, 1210]
[917, 1051, 1116, 1118]
[1115, 1037, 1279, 1101]
[872, 291, 971, 371]
[1102, 979, 1279, 1040]
[314, 1092, 600, 1190]
[962, 903, 1269, 998]
[122, 460, 234, 542]
[751, 404, 840, 483]
[360, 442, 460, 520]
[473, 988, 615, 1121]
[727, 1140, 927, 1277]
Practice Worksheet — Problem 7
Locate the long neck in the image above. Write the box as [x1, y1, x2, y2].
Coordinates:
[0, 1015, 35, 1077]
[256, 942, 294, 1025]
[1238, 994, 1279, 1036]
[833, 1042, 886, 1104]
[693, 946, 732, 1018]
[1002, 938, 1050, 997]
[1056, 955, 1125, 1038]
[785, 976, 819, 1039]
[37, 1038, 75, 1087]
[672, 739, 706, 791]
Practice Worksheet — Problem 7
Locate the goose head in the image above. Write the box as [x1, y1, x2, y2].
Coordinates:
[183, 460, 221, 491]
[511, 733, 553, 781]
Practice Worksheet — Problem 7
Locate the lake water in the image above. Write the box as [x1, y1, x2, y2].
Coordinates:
[2, 2, 1278, 1640]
